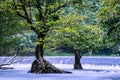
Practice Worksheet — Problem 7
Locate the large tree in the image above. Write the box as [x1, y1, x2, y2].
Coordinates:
[47, 15, 104, 69]
[0, 0, 82, 73]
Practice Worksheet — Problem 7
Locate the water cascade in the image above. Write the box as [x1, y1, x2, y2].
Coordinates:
[1, 56, 120, 70]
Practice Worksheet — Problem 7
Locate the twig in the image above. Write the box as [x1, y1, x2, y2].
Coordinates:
[0, 54, 23, 68]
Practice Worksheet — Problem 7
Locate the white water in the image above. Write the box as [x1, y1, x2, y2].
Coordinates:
[1, 56, 120, 80]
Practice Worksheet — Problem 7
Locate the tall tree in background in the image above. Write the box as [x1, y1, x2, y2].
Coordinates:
[47, 15, 104, 69]
[0, 8, 22, 55]
[97, 0, 120, 54]
[97, 0, 120, 43]
[0, 7, 34, 56]
[0, 0, 82, 73]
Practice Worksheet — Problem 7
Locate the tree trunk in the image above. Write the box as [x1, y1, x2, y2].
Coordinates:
[29, 35, 71, 74]
[74, 49, 83, 69]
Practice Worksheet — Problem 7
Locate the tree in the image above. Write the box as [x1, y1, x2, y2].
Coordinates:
[97, 0, 120, 55]
[0, 7, 22, 55]
[47, 15, 104, 69]
[0, 0, 83, 73]
[97, 0, 120, 43]
[0, 7, 34, 56]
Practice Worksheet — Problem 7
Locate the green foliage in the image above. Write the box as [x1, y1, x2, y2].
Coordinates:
[0, 0, 119, 56]
[97, 0, 120, 43]
[46, 15, 104, 53]
[78, 0, 100, 25]
[0, 10, 20, 47]
[44, 49, 73, 56]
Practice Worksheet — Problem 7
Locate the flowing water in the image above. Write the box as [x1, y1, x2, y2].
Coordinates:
[0, 56, 120, 80]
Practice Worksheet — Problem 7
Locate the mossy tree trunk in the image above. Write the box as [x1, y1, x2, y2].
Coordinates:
[74, 49, 83, 69]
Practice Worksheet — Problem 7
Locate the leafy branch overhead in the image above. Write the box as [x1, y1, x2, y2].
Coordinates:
[97, 0, 120, 42]
[3, 0, 80, 34]
[46, 15, 104, 52]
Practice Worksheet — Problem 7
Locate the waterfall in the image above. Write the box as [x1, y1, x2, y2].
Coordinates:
[1, 56, 120, 80]
[1, 56, 120, 70]
[1, 56, 120, 65]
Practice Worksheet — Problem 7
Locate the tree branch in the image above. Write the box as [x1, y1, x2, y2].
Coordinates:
[48, 1, 78, 14]
[19, 0, 32, 24]
[12, 0, 26, 19]
[12, 0, 38, 33]
[44, 0, 49, 16]
[16, 12, 26, 19]
[0, 54, 22, 69]
[48, 4, 67, 14]
[35, 0, 45, 22]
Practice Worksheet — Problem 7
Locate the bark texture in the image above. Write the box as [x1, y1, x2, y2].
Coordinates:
[74, 49, 83, 69]
[30, 41, 71, 73]
[30, 59, 71, 73]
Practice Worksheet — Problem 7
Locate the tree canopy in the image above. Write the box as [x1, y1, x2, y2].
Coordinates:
[0, 0, 119, 56]
[97, 0, 120, 43]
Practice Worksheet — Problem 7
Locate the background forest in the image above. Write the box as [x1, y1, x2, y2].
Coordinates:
[0, 0, 120, 56]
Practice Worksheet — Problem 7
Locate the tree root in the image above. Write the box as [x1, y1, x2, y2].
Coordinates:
[29, 59, 72, 74]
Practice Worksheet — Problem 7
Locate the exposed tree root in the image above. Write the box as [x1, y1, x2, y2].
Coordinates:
[29, 59, 72, 74]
